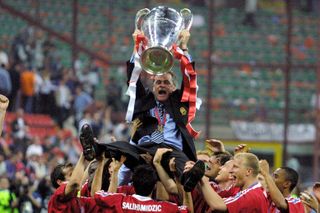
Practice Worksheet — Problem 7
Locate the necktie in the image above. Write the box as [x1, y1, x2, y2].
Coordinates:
[151, 103, 165, 144]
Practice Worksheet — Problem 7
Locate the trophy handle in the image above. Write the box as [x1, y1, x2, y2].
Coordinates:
[180, 8, 193, 30]
[135, 8, 150, 31]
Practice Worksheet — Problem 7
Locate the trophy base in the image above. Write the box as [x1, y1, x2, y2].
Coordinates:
[140, 46, 174, 75]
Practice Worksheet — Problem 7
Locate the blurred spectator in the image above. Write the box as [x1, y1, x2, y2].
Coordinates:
[26, 137, 43, 159]
[26, 154, 47, 180]
[0, 176, 18, 213]
[54, 77, 72, 128]
[20, 69, 36, 113]
[0, 51, 12, 97]
[30, 30, 45, 70]
[106, 77, 123, 111]
[17, 176, 41, 213]
[0, 154, 6, 176]
[73, 86, 93, 128]
[8, 62, 22, 112]
[78, 63, 99, 97]
[39, 72, 56, 115]
[113, 122, 130, 141]
[11, 27, 32, 64]
[242, 0, 258, 27]
[36, 177, 52, 213]
[11, 108, 28, 143]
[91, 111, 104, 138]
[5, 154, 19, 180]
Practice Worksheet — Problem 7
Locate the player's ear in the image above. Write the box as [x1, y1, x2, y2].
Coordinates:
[57, 179, 63, 186]
[246, 167, 253, 176]
[283, 180, 291, 190]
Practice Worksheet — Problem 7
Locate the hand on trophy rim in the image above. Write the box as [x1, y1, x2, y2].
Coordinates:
[179, 29, 190, 50]
[132, 29, 143, 40]
[132, 29, 144, 53]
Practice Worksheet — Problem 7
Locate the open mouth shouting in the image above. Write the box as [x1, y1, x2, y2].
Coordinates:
[156, 88, 170, 101]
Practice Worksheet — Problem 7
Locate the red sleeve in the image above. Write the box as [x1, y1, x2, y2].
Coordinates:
[159, 201, 188, 213]
[178, 205, 189, 213]
[218, 186, 241, 198]
[94, 191, 124, 209]
[287, 198, 305, 213]
[225, 189, 268, 213]
[47, 183, 78, 213]
[117, 185, 136, 195]
[50, 183, 76, 202]
[79, 197, 99, 212]
[168, 194, 180, 204]
[80, 181, 91, 197]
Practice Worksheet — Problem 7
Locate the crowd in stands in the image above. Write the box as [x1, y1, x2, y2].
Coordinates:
[1, 26, 128, 130]
[0, 27, 130, 212]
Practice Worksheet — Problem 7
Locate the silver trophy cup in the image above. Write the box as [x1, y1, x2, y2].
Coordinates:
[135, 6, 193, 75]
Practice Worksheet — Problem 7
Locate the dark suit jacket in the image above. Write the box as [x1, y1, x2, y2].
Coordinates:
[127, 61, 197, 161]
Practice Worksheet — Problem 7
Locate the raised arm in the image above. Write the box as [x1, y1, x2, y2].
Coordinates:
[259, 160, 288, 210]
[127, 30, 147, 97]
[153, 148, 178, 194]
[90, 155, 108, 196]
[177, 29, 192, 92]
[184, 161, 227, 212]
[0, 94, 9, 135]
[179, 29, 190, 54]
[200, 176, 227, 211]
[65, 153, 87, 196]
[175, 174, 194, 213]
[205, 139, 225, 153]
[107, 155, 126, 193]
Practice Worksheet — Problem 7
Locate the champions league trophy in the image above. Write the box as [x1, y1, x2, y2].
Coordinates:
[135, 6, 193, 75]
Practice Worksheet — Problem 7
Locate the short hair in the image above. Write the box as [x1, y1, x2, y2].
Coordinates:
[153, 71, 177, 87]
[197, 150, 210, 157]
[213, 151, 233, 166]
[132, 164, 157, 196]
[235, 153, 259, 176]
[101, 159, 113, 191]
[280, 167, 299, 191]
[50, 163, 73, 189]
[160, 151, 174, 179]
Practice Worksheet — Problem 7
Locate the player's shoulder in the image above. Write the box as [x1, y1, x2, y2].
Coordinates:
[286, 196, 302, 204]
[95, 190, 125, 198]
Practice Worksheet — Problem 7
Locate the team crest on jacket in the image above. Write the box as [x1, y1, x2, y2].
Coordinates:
[180, 107, 187, 116]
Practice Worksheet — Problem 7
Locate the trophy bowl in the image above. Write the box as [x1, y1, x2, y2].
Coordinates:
[136, 6, 192, 75]
[140, 46, 173, 75]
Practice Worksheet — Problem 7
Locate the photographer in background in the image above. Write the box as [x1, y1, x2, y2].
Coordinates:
[17, 176, 41, 213]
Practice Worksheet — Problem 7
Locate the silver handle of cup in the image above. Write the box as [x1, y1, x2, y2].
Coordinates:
[176, 8, 193, 47]
[180, 8, 193, 31]
[135, 8, 150, 31]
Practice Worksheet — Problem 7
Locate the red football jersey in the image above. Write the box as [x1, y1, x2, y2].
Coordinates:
[268, 195, 305, 213]
[80, 181, 91, 197]
[224, 182, 269, 213]
[192, 181, 240, 213]
[117, 185, 136, 195]
[94, 191, 188, 213]
[48, 183, 97, 213]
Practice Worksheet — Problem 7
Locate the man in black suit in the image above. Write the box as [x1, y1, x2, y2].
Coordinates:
[80, 29, 204, 192]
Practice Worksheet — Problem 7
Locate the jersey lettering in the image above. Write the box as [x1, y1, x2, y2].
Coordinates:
[122, 202, 162, 212]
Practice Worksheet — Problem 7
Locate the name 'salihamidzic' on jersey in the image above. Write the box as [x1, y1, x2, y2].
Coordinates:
[122, 202, 162, 212]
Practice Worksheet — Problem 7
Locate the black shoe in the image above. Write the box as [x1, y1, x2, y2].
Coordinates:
[79, 124, 96, 161]
[182, 160, 205, 192]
